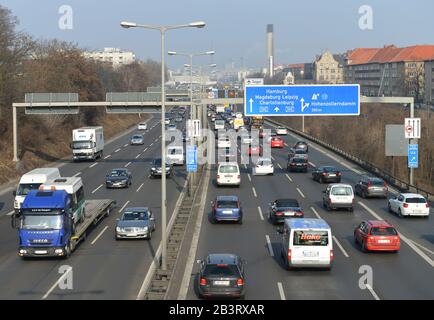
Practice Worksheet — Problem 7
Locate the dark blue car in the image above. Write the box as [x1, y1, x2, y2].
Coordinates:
[211, 196, 242, 224]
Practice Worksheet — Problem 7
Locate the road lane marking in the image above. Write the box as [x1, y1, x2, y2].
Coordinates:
[277, 163, 283, 169]
[271, 156, 275, 161]
[366, 284, 381, 300]
[257, 206, 264, 221]
[41, 266, 73, 300]
[252, 187, 257, 198]
[89, 163, 98, 168]
[150, 143, 153, 147]
[410, 239, 434, 255]
[285, 174, 293, 182]
[91, 184, 103, 194]
[311, 207, 322, 219]
[115, 148, 121, 153]
[73, 172, 81, 177]
[91, 226, 108, 245]
[7, 211, 14, 216]
[309, 161, 316, 167]
[143, 148, 148, 152]
[135, 154, 141, 159]
[332, 235, 350, 258]
[125, 162, 131, 167]
[104, 154, 111, 159]
[124, 143, 128, 147]
[248, 174, 252, 182]
[296, 188, 305, 198]
[136, 183, 144, 193]
[277, 282, 286, 300]
[266, 235, 274, 257]
[118, 200, 130, 213]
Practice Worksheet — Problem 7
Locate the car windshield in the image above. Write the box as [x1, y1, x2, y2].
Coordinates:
[295, 149, 306, 154]
[370, 227, 397, 236]
[109, 170, 127, 177]
[370, 179, 385, 186]
[72, 141, 92, 149]
[21, 214, 62, 230]
[293, 231, 329, 246]
[203, 264, 240, 277]
[122, 211, 148, 221]
[216, 200, 238, 208]
[153, 159, 162, 166]
[406, 197, 426, 203]
[331, 187, 352, 196]
[219, 165, 238, 173]
[17, 183, 42, 196]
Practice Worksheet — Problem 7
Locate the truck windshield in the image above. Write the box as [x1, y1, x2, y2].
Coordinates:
[17, 183, 42, 196]
[21, 214, 62, 230]
[72, 141, 92, 149]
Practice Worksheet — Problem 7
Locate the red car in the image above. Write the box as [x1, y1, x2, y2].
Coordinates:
[271, 137, 284, 148]
[354, 220, 400, 252]
[248, 145, 262, 156]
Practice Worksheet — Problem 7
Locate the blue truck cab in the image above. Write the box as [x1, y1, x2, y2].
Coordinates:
[13, 189, 74, 258]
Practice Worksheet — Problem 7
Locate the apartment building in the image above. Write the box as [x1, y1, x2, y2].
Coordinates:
[313, 50, 344, 84]
[83, 47, 136, 67]
[425, 60, 434, 105]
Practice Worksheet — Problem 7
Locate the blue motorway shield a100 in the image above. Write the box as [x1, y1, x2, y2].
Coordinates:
[244, 84, 360, 116]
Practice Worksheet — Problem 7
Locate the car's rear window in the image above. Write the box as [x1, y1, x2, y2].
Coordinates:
[292, 158, 307, 163]
[331, 187, 353, 196]
[370, 179, 385, 186]
[370, 227, 397, 236]
[323, 166, 338, 172]
[219, 165, 239, 173]
[405, 197, 426, 203]
[293, 231, 329, 246]
[217, 200, 238, 208]
[132, 135, 142, 139]
[276, 199, 299, 207]
[203, 264, 240, 277]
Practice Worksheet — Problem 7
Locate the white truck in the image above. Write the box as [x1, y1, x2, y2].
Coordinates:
[13, 168, 61, 213]
[71, 127, 104, 161]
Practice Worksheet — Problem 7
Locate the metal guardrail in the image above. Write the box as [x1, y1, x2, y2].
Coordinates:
[265, 118, 434, 202]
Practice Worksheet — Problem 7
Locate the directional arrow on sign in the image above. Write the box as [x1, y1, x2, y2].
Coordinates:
[249, 98, 253, 113]
[300, 98, 310, 112]
[274, 107, 279, 112]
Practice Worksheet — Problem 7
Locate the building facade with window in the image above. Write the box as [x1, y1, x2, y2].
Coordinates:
[83, 47, 136, 67]
[313, 50, 344, 84]
[425, 60, 434, 105]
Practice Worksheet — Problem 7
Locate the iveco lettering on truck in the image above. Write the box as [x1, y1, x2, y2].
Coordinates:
[71, 127, 104, 161]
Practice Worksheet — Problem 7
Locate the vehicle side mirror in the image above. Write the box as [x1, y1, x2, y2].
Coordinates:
[69, 142, 73, 149]
[12, 191, 16, 196]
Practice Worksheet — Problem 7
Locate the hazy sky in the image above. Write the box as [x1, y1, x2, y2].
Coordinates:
[3, 0, 434, 70]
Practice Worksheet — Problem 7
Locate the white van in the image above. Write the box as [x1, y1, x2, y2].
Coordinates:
[322, 184, 355, 212]
[167, 146, 184, 165]
[39, 177, 85, 225]
[280, 218, 333, 270]
[217, 162, 240, 187]
[14, 168, 61, 213]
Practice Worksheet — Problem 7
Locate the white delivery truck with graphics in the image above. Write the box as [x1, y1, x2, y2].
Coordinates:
[71, 127, 104, 161]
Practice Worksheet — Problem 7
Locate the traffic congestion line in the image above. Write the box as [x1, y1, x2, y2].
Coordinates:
[91, 226, 109, 245]
[257, 206, 264, 221]
[91, 184, 103, 194]
[265, 235, 274, 257]
[277, 282, 286, 300]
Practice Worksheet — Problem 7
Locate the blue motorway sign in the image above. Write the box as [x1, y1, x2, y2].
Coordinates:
[186, 145, 197, 172]
[244, 84, 360, 116]
[408, 144, 418, 168]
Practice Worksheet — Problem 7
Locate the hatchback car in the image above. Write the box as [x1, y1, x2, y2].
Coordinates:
[388, 193, 430, 217]
[150, 158, 172, 178]
[197, 254, 246, 299]
[287, 155, 308, 172]
[354, 220, 400, 252]
[130, 134, 144, 145]
[312, 166, 341, 183]
[216, 162, 240, 187]
[355, 176, 388, 198]
[271, 137, 284, 148]
[115, 207, 156, 240]
[322, 184, 354, 212]
[294, 141, 308, 152]
[105, 168, 132, 188]
[137, 122, 148, 130]
[288, 147, 307, 158]
[276, 127, 288, 135]
[268, 198, 304, 224]
[252, 158, 274, 175]
[211, 196, 242, 223]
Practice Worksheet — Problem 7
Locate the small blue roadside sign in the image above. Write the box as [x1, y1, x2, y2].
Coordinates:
[186, 145, 197, 172]
[244, 84, 360, 116]
[408, 144, 418, 168]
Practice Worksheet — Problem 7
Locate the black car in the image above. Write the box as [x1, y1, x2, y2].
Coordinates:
[105, 168, 132, 188]
[150, 158, 172, 178]
[197, 254, 246, 299]
[268, 198, 304, 224]
[294, 141, 308, 153]
[287, 155, 308, 172]
[288, 147, 307, 159]
[312, 166, 341, 183]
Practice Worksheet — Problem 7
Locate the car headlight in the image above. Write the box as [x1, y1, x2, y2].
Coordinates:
[151, 167, 156, 171]
[116, 227, 121, 232]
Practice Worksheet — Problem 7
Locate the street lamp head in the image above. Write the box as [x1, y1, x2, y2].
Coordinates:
[206, 50, 215, 55]
[120, 21, 137, 28]
[184, 64, 191, 68]
[189, 21, 206, 28]
[168, 51, 177, 55]
[209, 63, 217, 68]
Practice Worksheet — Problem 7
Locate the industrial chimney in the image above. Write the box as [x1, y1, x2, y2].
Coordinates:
[267, 24, 274, 78]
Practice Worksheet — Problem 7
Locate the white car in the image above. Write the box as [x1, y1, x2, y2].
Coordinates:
[276, 127, 288, 135]
[252, 158, 274, 175]
[388, 193, 430, 217]
[164, 119, 171, 125]
[322, 184, 354, 212]
[217, 136, 231, 149]
[217, 162, 240, 187]
[166, 146, 184, 165]
[138, 122, 148, 130]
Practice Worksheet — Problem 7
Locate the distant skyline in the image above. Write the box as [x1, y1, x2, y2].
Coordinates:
[3, 0, 434, 71]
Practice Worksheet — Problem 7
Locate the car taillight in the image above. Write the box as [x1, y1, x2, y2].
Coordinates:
[275, 211, 284, 216]
[426, 203, 430, 208]
[337, 172, 341, 176]
[200, 278, 207, 286]
[217, 175, 220, 179]
[296, 211, 304, 217]
[367, 182, 372, 187]
[322, 172, 328, 176]
[287, 249, 292, 262]
[403, 203, 409, 208]
[330, 250, 334, 261]
[237, 175, 240, 179]
[237, 278, 244, 286]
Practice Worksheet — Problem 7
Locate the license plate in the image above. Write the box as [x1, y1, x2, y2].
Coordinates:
[126, 233, 138, 237]
[35, 250, 48, 255]
[378, 239, 390, 244]
[225, 175, 232, 178]
[214, 280, 230, 286]
[222, 210, 233, 214]
[303, 251, 318, 257]
[329, 174, 336, 177]
[284, 212, 294, 216]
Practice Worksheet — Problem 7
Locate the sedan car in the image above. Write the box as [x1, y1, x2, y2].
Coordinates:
[137, 122, 148, 130]
[388, 193, 430, 217]
[105, 168, 132, 188]
[115, 207, 156, 240]
[175, 116, 183, 122]
[150, 158, 172, 178]
[312, 166, 341, 183]
[271, 137, 284, 148]
[130, 134, 144, 145]
[354, 176, 388, 198]
[268, 198, 304, 224]
[167, 124, 177, 131]
[252, 158, 274, 175]
[288, 147, 307, 158]
[354, 220, 400, 252]
[287, 155, 308, 172]
[197, 254, 246, 299]
[275, 127, 288, 135]
[210, 196, 242, 223]
[294, 141, 308, 152]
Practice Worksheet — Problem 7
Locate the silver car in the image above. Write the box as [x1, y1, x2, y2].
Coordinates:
[130, 134, 144, 145]
[115, 207, 156, 240]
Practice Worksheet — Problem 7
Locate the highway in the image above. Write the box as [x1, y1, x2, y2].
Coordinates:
[184, 119, 434, 300]
[0, 114, 187, 299]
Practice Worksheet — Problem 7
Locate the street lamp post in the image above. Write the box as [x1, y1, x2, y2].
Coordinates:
[120, 20, 205, 271]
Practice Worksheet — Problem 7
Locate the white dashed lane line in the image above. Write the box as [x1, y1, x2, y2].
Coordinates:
[118, 200, 130, 213]
[91, 226, 108, 245]
[296, 188, 305, 198]
[89, 163, 98, 168]
[136, 183, 144, 193]
[73, 172, 81, 177]
[252, 187, 258, 198]
[285, 174, 293, 182]
[266, 235, 274, 257]
[91, 184, 103, 194]
[6, 211, 14, 216]
[277, 282, 286, 300]
[115, 148, 121, 153]
[257, 206, 264, 221]
[332, 235, 350, 258]
[248, 174, 252, 182]
[125, 162, 131, 167]
[104, 154, 111, 159]
[135, 154, 142, 159]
